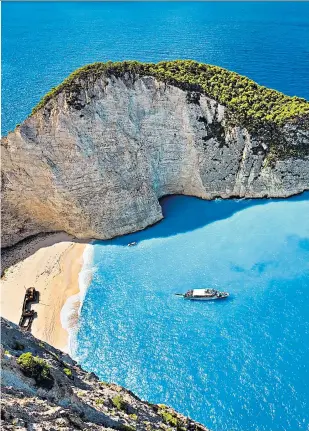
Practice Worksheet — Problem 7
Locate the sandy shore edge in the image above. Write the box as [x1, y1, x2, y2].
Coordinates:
[1, 233, 91, 352]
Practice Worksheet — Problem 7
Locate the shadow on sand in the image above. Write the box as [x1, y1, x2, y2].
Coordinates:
[1, 232, 88, 275]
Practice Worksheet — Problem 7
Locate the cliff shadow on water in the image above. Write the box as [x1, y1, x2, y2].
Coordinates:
[94, 191, 309, 247]
[2, 193, 308, 272]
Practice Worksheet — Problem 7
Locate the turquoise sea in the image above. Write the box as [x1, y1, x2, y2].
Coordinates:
[2, 2, 309, 430]
[74, 195, 309, 431]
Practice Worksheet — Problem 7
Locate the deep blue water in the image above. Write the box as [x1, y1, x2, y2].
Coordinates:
[76, 194, 309, 431]
[2, 2, 309, 134]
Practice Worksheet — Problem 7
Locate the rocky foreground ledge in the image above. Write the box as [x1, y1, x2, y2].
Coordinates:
[1, 318, 209, 431]
[2, 60, 309, 247]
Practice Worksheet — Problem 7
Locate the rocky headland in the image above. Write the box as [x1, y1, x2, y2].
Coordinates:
[2, 60, 309, 248]
[1, 317, 209, 431]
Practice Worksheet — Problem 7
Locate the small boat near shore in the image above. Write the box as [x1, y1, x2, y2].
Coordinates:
[128, 242, 137, 247]
[176, 288, 229, 301]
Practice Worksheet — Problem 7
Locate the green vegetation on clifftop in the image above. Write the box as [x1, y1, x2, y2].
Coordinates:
[31, 60, 309, 128]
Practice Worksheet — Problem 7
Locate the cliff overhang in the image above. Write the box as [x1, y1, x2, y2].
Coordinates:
[1, 60, 309, 248]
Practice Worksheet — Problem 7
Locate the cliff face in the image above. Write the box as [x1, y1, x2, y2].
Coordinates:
[1, 317, 209, 431]
[2, 63, 309, 247]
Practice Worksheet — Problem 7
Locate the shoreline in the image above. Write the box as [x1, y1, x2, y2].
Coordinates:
[60, 243, 94, 354]
[0, 233, 92, 352]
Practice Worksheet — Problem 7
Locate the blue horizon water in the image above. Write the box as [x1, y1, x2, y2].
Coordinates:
[2, 1, 309, 134]
[75, 194, 309, 431]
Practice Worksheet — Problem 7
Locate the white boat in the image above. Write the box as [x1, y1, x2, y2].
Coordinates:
[128, 242, 137, 247]
[177, 288, 229, 301]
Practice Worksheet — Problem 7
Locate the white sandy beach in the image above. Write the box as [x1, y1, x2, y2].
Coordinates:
[0, 233, 89, 352]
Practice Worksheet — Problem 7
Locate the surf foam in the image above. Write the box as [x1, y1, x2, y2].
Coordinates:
[60, 243, 95, 356]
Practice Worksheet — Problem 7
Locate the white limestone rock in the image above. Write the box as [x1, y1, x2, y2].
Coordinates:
[1, 75, 308, 247]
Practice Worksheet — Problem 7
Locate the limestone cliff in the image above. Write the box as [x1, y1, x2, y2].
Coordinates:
[2, 61, 309, 247]
[1, 317, 209, 430]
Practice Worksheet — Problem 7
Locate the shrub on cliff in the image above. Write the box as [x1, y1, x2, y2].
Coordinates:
[112, 395, 126, 411]
[17, 352, 54, 389]
[157, 405, 179, 427]
[63, 367, 73, 379]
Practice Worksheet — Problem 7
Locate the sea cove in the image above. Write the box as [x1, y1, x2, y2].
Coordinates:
[74, 194, 309, 431]
[2, 2, 309, 430]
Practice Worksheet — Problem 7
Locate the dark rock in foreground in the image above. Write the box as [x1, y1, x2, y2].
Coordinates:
[1, 317, 209, 431]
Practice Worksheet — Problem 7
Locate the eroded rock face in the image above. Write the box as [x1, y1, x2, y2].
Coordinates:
[1, 317, 209, 431]
[1, 74, 309, 247]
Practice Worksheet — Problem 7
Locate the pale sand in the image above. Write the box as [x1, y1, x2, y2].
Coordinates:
[0, 233, 88, 351]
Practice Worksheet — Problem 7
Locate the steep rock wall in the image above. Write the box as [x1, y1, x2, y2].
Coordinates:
[1, 317, 209, 430]
[1, 74, 309, 247]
